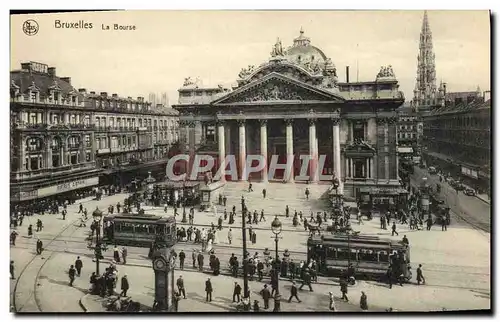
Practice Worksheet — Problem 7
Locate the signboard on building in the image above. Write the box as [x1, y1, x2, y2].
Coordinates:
[36, 176, 100, 199]
[30, 61, 49, 74]
[461, 166, 479, 179]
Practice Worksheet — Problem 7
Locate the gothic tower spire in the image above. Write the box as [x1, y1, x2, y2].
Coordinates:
[413, 10, 437, 109]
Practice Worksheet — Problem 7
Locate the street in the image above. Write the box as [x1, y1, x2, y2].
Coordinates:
[10, 182, 491, 312]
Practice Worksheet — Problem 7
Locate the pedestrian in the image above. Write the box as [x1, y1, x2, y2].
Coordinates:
[360, 291, 368, 311]
[10, 261, 15, 279]
[257, 260, 264, 281]
[75, 256, 83, 276]
[391, 222, 399, 236]
[259, 284, 271, 309]
[328, 292, 336, 311]
[113, 245, 121, 263]
[233, 282, 242, 302]
[179, 250, 185, 270]
[78, 203, 83, 213]
[441, 218, 448, 231]
[228, 228, 232, 244]
[36, 239, 43, 255]
[305, 188, 310, 200]
[177, 275, 187, 299]
[197, 251, 204, 272]
[68, 265, 76, 286]
[288, 281, 301, 303]
[248, 183, 253, 192]
[122, 247, 128, 265]
[205, 277, 213, 302]
[10, 231, 18, 246]
[416, 264, 426, 285]
[262, 188, 267, 198]
[120, 274, 129, 297]
[285, 205, 289, 218]
[299, 269, 313, 291]
[340, 277, 349, 302]
[402, 235, 409, 246]
[28, 224, 33, 237]
[192, 251, 196, 268]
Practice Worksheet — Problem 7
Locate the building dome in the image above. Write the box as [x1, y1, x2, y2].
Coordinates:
[285, 28, 328, 67]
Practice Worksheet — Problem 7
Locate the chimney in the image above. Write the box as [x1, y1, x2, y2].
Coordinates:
[484, 91, 491, 102]
[47, 67, 56, 77]
[346, 66, 350, 83]
[78, 88, 86, 93]
[137, 96, 144, 102]
[127, 96, 132, 100]
[21, 62, 31, 71]
[100, 92, 107, 97]
[90, 91, 95, 95]
[60, 77, 71, 85]
[112, 93, 118, 98]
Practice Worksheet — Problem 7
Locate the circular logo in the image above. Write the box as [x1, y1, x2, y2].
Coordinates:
[22, 20, 39, 36]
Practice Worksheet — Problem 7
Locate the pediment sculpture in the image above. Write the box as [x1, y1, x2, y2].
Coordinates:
[183, 77, 195, 87]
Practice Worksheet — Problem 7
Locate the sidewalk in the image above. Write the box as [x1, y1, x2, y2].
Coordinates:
[476, 194, 490, 205]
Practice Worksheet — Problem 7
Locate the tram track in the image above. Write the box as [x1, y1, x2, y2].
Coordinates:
[12, 219, 83, 313]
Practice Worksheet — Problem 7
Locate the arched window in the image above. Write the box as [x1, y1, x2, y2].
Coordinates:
[26, 137, 43, 152]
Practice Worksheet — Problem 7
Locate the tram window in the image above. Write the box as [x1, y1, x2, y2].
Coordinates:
[359, 250, 377, 262]
[120, 223, 134, 233]
[350, 249, 358, 261]
[325, 247, 336, 258]
[135, 224, 149, 234]
[165, 226, 170, 235]
[379, 251, 389, 262]
[337, 248, 349, 260]
[156, 225, 165, 235]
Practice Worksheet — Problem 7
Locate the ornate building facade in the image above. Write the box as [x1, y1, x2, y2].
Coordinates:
[173, 30, 405, 199]
[422, 91, 491, 192]
[396, 104, 421, 163]
[10, 61, 179, 203]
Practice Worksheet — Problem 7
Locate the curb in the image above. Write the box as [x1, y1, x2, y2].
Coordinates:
[79, 294, 89, 313]
[475, 195, 490, 205]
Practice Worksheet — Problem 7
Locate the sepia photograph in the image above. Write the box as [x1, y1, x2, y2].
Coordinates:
[8, 9, 491, 314]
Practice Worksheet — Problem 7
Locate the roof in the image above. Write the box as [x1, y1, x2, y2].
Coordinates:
[426, 98, 490, 117]
[10, 70, 77, 99]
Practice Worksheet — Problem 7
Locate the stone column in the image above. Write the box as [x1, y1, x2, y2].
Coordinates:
[260, 120, 268, 182]
[61, 137, 67, 166]
[332, 118, 343, 194]
[238, 119, 246, 181]
[285, 119, 294, 182]
[188, 122, 196, 178]
[350, 159, 353, 178]
[217, 121, 226, 182]
[308, 119, 318, 183]
[19, 137, 26, 171]
[345, 157, 349, 178]
[90, 132, 96, 161]
[370, 158, 374, 179]
[79, 135, 85, 163]
[46, 136, 53, 169]
[366, 158, 370, 179]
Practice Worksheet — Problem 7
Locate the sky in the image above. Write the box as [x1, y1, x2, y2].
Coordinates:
[10, 10, 490, 105]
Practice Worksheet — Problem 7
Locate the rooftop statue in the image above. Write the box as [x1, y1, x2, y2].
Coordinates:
[377, 65, 396, 78]
[270, 38, 284, 57]
[238, 65, 255, 79]
[183, 77, 195, 87]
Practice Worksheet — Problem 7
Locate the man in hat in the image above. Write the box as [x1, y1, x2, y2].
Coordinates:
[233, 281, 242, 303]
[120, 274, 129, 297]
[177, 275, 187, 299]
[288, 281, 301, 303]
[259, 284, 271, 309]
[205, 277, 213, 302]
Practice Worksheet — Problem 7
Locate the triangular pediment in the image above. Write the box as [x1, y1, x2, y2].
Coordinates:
[211, 72, 344, 105]
[345, 140, 376, 153]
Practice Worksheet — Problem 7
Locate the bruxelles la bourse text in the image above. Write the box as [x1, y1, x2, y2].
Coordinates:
[54, 20, 136, 31]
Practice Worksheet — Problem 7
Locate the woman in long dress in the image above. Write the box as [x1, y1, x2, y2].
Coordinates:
[213, 229, 219, 245]
[113, 246, 121, 263]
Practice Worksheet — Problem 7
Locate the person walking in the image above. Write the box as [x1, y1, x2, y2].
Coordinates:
[233, 282, 242, 303]
[120, 275, 129, 297]
[441, 218, 448, 231]
[288, 281, 301, 303]
[75, 256, 83, 276]
[299, 269, 313, 291]
[328, 292, 336, 311]
[391, 222, 399, 236]
[68, 265, 76, 286]
[259, 284, 271, 309]
[416, 264, 426, 285]
[177, 275, 187, 299]
[262, 188, 267, 199]
[340, 277, 349, 302]
[192, 251, 197, 268]
[10, 261, 15, 279]
[179, 250, 185, 270]
[36, 239, 43, 255]
[122, 247, 128, 265]
[205, 277, 213, 302]
[228, 228, 233, 245]
[360, 291, 368, 311]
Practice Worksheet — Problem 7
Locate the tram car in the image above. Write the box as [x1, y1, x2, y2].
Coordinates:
[307, 233, 412, 282]
[102, 213, 177, 247]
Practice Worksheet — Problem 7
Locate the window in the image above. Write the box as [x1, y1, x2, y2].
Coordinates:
[54, 92, 60, 102]
[71, 154, 78, 165]
[27, 138, 42, 152]
[102, 117, 106, 127]
[70, 114, 77, 125]
[52, 113, 60, 124]
[86, 152, 91, 162]
[139, 119, 143, 127]
[206, 125, 216, 142]
[72, 96, 76, 104]
[353, 121, 365, 141]
[110, 117, 115, 128]
[30, 113, 37, 124]
[31, 92, 37, 102]
[85, 135, 91, 147]
[96, 138, 101, 149]
[84, 115, 90, 126]
[96, 117, 100, 128]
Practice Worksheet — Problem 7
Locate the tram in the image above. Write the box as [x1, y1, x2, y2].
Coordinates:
[102, 213, 177, 247]
[307, 233, 412, 281]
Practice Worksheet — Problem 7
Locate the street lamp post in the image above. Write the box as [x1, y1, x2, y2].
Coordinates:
[88, 207, 106, 275]
[241, 197, 250, 311]
[181, 181, 187, 223]
[332, 177, 340, 207]
[271, 216, 283, 312]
